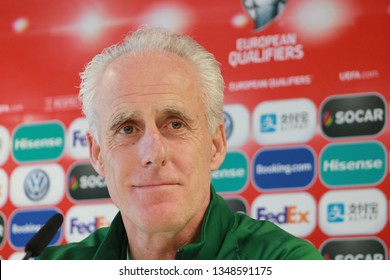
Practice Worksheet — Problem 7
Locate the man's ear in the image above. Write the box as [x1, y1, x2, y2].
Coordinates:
[86, 132, 105, 177]
[210, 123, 227, 171]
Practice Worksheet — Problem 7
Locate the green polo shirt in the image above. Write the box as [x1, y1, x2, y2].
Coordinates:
[37, 187, 323, 260]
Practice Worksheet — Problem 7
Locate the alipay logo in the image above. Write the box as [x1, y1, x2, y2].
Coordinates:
[319, 189, 387, 235]
[223, 104, 250, 148]
[327, 203, 345, 223]
[12, 121, 65, 163]
[253, 146, 315, 191]
[253, 98, 316, 145]
[211, 151, 248, 193]
[10, 164, 64, 207]
[320, 141, 386, 187]
[260, 114, 277, 133]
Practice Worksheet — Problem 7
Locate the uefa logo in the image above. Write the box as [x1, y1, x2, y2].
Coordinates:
[223, 104, 250, 148]
[24, 169, 50, 201]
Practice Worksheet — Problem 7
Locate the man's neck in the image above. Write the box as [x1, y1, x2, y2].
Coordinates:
[122, 203, 208, 260]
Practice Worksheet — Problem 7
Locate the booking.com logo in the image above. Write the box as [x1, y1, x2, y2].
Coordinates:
[253, 146, 315, 191]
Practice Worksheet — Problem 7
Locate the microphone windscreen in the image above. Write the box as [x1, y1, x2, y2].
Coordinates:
[24, 213, 63, 257]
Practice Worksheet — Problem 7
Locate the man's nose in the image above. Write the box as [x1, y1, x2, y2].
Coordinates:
[139, 127, 167, 167]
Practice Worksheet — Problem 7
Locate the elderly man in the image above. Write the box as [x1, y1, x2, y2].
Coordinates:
[38, 26, 322, 260]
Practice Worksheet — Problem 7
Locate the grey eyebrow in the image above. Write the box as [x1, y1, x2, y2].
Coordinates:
[161, 106, 194, 123]
[108, 111, 139, 131]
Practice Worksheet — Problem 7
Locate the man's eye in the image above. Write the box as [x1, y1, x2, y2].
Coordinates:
[121, 125, 134, 134]
[171, 121, 183, 129]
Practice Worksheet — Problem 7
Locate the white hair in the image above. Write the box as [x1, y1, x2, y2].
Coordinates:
[79, 25, 225, 140]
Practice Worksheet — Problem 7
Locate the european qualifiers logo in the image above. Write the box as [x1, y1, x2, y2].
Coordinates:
[253, 146, 315, 190]
[320, 141, 386, 187]
[12, 121, 65, 163]
[320, 93, 386, 138]
[319, 189, 387, 236]
[242, 0, 287, 31]
[68, 162, 110, 201]
[24, 169, 50, 201]
[321, 238, 387, 260]
[9, 209, 62, 249]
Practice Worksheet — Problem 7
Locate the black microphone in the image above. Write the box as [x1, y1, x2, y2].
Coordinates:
[22, 213, 64, 260]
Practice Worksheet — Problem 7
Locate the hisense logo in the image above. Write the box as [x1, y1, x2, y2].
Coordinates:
[12, 121, 65, 162]
[320, 142, 386, 187]
[211, 151, 248, 193]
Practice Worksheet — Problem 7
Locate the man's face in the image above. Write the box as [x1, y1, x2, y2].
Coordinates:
[89, 51, 226, 234]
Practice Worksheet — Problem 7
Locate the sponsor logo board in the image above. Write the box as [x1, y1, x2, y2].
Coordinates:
[12, 121, 65, 163]
[320, 141, 386, 187]
[224, 197, 248, 214]
[0, 169, 8, 208]
[253, 98, 316, 145]
[10, 164, 64, 207]
[211, 151, 248, 193]
[223, 104, 250, 148]
[320, 238, 387, 260]
[321, 93, 386, 138]
[319, 189, 387, 235]
[9, 209, 62, 248]
[66, 118, 89, 159]
[0, 126, 10, 165]
[68, 162, 110, 201]
[65, 204, 118, 243]
[251, 192, 316, 237]
[253, 146, 315, 190]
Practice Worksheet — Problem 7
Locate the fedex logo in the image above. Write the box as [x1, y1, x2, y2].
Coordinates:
[256, 206, 309, 225]
[251, 192, 316, 237]
[72, 130, 87, 147]
[66, 118, 89, 159]
[65, 203, 118, 243]
[70, 216, 111, 234]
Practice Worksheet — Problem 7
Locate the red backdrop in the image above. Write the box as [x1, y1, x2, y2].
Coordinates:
[0, 0, 389, 260]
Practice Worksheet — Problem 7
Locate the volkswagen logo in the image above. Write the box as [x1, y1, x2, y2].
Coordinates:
[24, 169, 50, 201]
